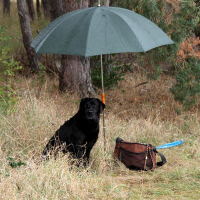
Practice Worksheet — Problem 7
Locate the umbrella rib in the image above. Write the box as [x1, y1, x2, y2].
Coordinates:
[84, 8, 100, 57]
[80, 8, 97, 57]
[106, 7, 173, 52]
[31, 8, 94, 51]
[107, 8, 147, 52]
[84, 7, 146, 56]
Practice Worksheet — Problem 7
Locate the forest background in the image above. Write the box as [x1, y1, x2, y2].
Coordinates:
[0, 0, 200, 199]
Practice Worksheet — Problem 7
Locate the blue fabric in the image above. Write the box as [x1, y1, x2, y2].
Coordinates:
[156, 140, 183, 149]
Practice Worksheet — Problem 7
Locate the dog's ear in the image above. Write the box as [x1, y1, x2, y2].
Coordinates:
[98, 99, 105, 113]
[80, 98, 87, 110]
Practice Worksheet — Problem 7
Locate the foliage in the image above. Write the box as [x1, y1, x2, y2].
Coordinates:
[31, 64, 47, 98]
[194, 0, 200, 36]
[0, 25, 22, 113]
[114, 0, 200, 106]
[147, 65, 162, 80]
[91, 56, 132, 89]
[177, 37, 200, 62]
[170, 58, 200, 109]
[117, 0, 198, 63]
[8, 157, 26, 168]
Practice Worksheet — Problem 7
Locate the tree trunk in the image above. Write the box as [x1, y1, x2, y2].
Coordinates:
[36, 0, 41, 19]
[50, 0, 65, 22]
[110, 0, 114, 6]
[59, 56, 94, 96]
[59, 0, 95, 96]
[17, 0, 41, 71]
[89, 0, 95, 7]
[2, 0, 10, 15]
[104, 0, 109, 6]
[92, 0, 109, 6]
[65, 0, 88, 11]
[26, 0, 35, 21]
[42, 0, 49, 19]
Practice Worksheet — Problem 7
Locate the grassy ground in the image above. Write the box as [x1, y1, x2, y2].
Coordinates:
[1, 2, 200, 199]
[0, 73, 200, 199]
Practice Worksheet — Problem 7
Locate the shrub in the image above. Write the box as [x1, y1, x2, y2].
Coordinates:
[114, 0, 200, 106]
[91, 55, 131, 89]
[0, 25, 22, 113]
[170, 58, 200, 109]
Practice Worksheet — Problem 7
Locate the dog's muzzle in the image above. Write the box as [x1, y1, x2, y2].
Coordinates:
[86, 110, 94, 119]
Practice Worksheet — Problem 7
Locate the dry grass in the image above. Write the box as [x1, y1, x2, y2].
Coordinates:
[0, 72, 200, 199]
[1, 2, 200, 198]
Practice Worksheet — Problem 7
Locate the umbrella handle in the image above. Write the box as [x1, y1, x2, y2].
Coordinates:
[100, 55, 106, 153]
[101, 92, 106, 152]
[102, 93, 105, 105]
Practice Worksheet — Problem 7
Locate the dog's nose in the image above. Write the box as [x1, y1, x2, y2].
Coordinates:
[88, 110, 93, 115]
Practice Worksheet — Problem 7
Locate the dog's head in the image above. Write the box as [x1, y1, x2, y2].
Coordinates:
[79, 98, 105, 121]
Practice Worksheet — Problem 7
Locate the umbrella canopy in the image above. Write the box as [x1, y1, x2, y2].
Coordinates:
[31, 6, 174, 57]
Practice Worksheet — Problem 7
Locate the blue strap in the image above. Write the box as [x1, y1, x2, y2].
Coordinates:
[156, 140, 183, 149]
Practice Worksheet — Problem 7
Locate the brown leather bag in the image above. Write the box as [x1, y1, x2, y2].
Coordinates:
[114, 137, 167, 170]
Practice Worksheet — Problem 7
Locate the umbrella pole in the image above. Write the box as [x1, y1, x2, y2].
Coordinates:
[100, 54, 106, 152]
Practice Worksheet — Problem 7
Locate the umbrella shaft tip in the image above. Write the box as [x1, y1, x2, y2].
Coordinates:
[98, 0, 100, 6]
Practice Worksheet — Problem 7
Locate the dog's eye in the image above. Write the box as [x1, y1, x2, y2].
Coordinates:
[90, 102, 95, 107]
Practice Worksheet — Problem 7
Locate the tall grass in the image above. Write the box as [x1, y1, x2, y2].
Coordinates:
[0, 73, 200, 199]
[0, 2, 199, 198]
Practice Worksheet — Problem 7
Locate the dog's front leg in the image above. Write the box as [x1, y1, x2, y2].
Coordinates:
[73, 146, 86, 166]
[85, 148, 92, 164]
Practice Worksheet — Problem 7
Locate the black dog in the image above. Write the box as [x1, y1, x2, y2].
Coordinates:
[43, 98, 105, 165]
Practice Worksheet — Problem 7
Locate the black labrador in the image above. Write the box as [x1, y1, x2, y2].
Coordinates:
[43, 98, 105, 165]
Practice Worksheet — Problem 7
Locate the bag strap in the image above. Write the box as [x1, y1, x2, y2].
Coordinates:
[154, 149, 167, 166]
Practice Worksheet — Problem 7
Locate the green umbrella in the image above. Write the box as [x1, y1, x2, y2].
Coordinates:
[31, 6, 174, 56]
[31, 5, 174, 149]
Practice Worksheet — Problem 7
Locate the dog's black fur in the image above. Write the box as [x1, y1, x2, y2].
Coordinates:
[43, 98, 105, 165]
